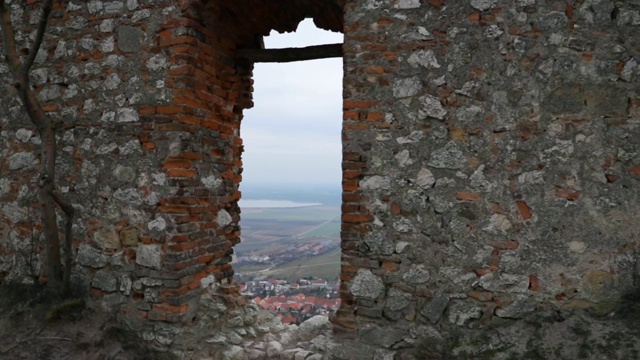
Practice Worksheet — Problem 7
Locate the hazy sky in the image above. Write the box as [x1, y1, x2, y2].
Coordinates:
[241, 20, 343, 189]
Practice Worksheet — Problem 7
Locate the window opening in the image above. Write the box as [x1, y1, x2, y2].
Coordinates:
[236, 19, 343, 323]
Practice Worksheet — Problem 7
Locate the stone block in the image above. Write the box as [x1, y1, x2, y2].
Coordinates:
[119, 227, 139, 246]
[117, 26, 143, 53]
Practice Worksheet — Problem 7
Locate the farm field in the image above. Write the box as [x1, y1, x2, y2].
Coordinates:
[234, 204, 341, 283]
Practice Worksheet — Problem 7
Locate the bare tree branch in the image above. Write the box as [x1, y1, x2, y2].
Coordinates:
[0, 2, 21, 74]
[23, 0, 53, 75]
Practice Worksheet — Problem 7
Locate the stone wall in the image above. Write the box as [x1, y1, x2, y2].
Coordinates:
[1, 0, 640, 356]
[335, 0, 640, 352]
[0, 0, 252, 325]
[0, 0, 343, 329]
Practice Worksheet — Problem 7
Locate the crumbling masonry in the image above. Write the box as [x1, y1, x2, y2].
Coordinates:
[1, 0, 640, 356]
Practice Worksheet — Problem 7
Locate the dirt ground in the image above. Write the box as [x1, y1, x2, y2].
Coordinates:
[0, 283, 168, 360]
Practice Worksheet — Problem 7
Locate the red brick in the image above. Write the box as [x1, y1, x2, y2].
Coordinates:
[529, 275, 540, 292]
[342, 214, 374, 223]
[152, 303, 190, 314]
[467, 290, 493, 302]
[390, 202, 401, 215]
[138, 105, 156, 115]
[342, 180, 359, 192]
[456, 192, 481, 201]
[366, 112, 385, 122]
[516, 201, 532, 220]
[555, 187, 580, 201]
[157, 206, 190, 214]
[343, 100, 378, 109]
[166, 168, 197, 178]
[41, 104, 58, 112]
[381, 261, 399, 271]
[628, 167, 640, 176]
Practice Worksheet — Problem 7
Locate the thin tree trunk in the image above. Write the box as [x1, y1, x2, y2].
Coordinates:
[1, 0, 72, 296]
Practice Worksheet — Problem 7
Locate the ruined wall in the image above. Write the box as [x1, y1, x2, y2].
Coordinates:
[0, 0, 343, 331]
[2, 0, 640, 355]
[335, 0, 640, 351]
[0, 0, 251, 325]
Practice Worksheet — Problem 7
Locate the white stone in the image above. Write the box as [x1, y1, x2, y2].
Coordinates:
[298, 315, 330, 341]
[402, 265, 430, 284]
[360, 175, 391, 190]
[483, 213, 512, 233]
[148, 217, 167, 232]
[104, 1, 124, 14]
[116, 108, 139, 122]
[394, 0, 420, 9]
[408, 49, 440, 69]
[427, 141, 467, 169]
[37, 86, 61, 101]
[87, 0, 103, 14]
[152, 173, 166, 185]
[351, 269, 384, 299]
[418, 94, 447, 120]
[99, 19, 115, 32]
[100, 36, 115, 52]
[395, 241, 409, 253]
[132, 9, 151, 23]
[621, 58, 638, 82]
[31, 68, 48, 86]
[479, 273, 529, 293]
[471, 0, 498, 11]
[8, 152, 37, 170]
[266, 341, 283, 358]
[202, 175, 222, 189]
[217, 209, 233, 227]
[15, 129, 33, 143]
[517, 170, 545, 184]
[67, 2, 83, 11]
[0, 202, 28, 223]
[104, 73, 121, 90]
[395, 149, 413, 167]
[568, 240, 586, 253]
[146, 54, 167, 71]
[393, 76, 422, 98]
[416, 168, 436, 189]
[136, 244, 162, 270]
[113, 188, 143, 205]
[396, 130, 423, 144]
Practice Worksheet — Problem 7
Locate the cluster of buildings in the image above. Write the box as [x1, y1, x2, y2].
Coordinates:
[241, 278, 340, 325]
[236, 240, 338, 267]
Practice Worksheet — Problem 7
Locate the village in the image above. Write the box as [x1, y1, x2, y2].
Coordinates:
[240, 278, 341, 325]
[234, 239, 339, 268]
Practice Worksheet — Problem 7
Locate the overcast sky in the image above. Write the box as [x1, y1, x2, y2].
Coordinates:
[241, 20, 343, 189]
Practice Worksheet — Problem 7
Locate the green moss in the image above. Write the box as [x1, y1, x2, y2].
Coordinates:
[45, 298, 85, 322]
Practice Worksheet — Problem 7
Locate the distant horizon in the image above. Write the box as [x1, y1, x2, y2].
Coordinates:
[239, 181, 342, 206]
